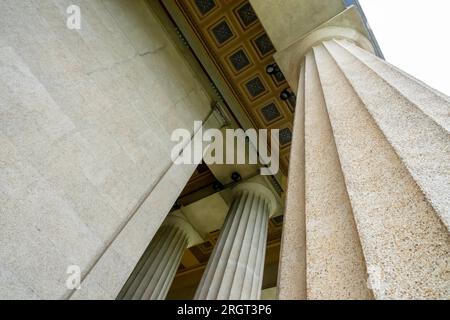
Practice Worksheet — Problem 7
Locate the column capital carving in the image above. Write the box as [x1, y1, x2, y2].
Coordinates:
[271, 6, 376, 91]
[163, 210, 204, 248]
[232, 182, 279, 217]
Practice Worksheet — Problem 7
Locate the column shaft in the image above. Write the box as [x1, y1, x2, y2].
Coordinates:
[278, 39, 450, 300]
[277, 63, 307, 300]
[118, 225, 188, 300]
[195, 190, 270, 300]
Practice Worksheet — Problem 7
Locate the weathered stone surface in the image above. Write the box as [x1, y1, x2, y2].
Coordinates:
[277, 62, 307, 300]
[0, 0, 211, 299]
[303, 51, 373, 300]
[249, 0, 345, 51]
[279, 39, 449, 300]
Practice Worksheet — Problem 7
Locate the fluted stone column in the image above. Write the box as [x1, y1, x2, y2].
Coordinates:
[194, 183, 277, 300]
[278, 37, 450, 300]
[118, 213, 202, 300]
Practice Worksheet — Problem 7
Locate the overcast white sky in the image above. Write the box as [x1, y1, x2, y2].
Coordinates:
[359, 0, 450, 96]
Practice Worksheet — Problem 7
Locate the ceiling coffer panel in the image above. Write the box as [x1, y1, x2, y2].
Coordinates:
[166, 0, 295, 174]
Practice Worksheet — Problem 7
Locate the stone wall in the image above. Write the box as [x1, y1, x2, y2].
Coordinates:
[0, 0, 212, 299]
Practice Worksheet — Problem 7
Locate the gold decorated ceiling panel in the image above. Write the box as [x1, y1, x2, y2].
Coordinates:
[166, 0, 296, 174]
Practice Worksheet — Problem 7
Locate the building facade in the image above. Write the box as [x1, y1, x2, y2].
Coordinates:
[0, 0, 449, 300]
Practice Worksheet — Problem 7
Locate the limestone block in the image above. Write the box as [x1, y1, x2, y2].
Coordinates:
[0, 0, 213, 299]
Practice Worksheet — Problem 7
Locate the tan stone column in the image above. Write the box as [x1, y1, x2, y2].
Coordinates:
[194, 183, 277, 300]
[276, 63, 307, 300]
[117, 213, 202, 300]
[278, 37, 450, 300]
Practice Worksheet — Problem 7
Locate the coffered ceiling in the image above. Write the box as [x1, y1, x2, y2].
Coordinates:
[161, 0, 295, 174]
